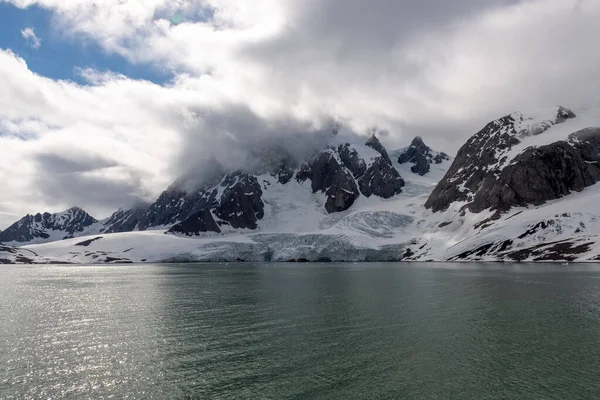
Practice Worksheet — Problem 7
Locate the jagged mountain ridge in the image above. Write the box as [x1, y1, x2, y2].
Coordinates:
[396, 136, 450, 176]
[0, 207, 100, 245]
[10, 104, 600, 263]
[2, 134, 410, 245]
[425, 106, 577, 212]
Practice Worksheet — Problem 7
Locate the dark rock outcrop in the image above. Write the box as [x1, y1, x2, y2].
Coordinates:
[297, 149, 360, 213]
[338, 144, 367, 178]
[102, 203, 150, 233]
[297, 135, 404, 211]
[169, 209, 221, 235]
[130, 171, 264, 235]
[358, 157, 405, 198]
[0, 244, 39, 264]
[365, 134, 390, 160]
[470, 127, 600, 212]
[359, 135, 405, 198]
[275, 166, 295, 184]
[75, 237, 103, 247]
[425, 106, 577, 212]
[213, 172, 264, 229]
[398, 136, 450, 176]
[0, 207, 98, 244]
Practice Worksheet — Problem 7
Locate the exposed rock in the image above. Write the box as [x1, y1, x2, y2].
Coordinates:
[338, 144, 367, 178]
[5, 134, 404, 242]
[214, 172, 264, 229]
[105, 170, 264, 235]
[358, 157, 405, 198]
[102, 203, 150, 233]
[366, 134, 391, 161]
[275, 166, 295, 184]
[169, 209, 221, 235]
[360, 135, 405, 198]
[0, 207, 98, 244]
[297, 148, 360, 213]
[470, 127, 600, 212]
[398, 136, 450, 176]
[75, 237, 104, 247]
[0, 244, 42, 264]
[425, 106, 577, 212]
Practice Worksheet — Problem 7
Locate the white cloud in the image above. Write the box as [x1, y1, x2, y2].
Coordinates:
[0, 0, 599, 228]
[20, 27, 41, 49]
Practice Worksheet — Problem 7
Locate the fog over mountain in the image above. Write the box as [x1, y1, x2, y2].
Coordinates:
[0, 0, 599, 228]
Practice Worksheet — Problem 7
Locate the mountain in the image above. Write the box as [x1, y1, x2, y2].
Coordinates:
[396, 136, 450, 176]
[0, 207, 100, 245]
[6, 132, 449, 263]
[425, 106, 577, 213]
[9, 105, 600, 263]
[1, 133, 408, 245]
[408, 105, 600, 261]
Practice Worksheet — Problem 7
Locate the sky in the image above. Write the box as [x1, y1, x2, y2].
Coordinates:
[0, 0, 598, 228]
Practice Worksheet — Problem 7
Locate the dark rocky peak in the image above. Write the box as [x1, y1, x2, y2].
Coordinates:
[410, 136, 428, 150]
[102, 202, 150, 233]
[398, 136, 450, 176]
[358, 157, 405, 198]
[469, 127, 600, 214]
[338, 143, 367, 179]
[214, 172, 264, 229]
[296, 137, 405, 213]
[0, 207, 99, 244]
[425, 106, 577, 213]
[297, 147, 360, 213]
[167, 171, 265, 236]
[366, 134, 391, 162]
[360, 135, 405, 198]
[556, 106, 577, 124]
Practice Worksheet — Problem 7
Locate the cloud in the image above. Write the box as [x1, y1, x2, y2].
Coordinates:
[21, 27, 41, 49]
[0, 0, 599, 228]
[0, 49, 338, 228]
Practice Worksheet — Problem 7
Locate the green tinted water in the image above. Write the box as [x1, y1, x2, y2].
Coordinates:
[2, 263, 600, 399]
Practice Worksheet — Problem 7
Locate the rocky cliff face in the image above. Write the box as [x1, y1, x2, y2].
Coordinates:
[358, 136, 405, 198]
[425, 106, 577, 212]
[168, 209, 222, 235]
[0, 207, 99, 244]
[470, 127, 600, 212]
[296, 148, 361, 213]
[102, 204, 150, 233]
[296, 135, 405, 213]
[397, 136, 450, 176]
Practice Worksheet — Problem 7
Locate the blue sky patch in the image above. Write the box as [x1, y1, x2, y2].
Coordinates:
[0, 2, 172, 85]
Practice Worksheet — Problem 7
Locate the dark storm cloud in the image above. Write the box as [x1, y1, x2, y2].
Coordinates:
[172, 102, 346, 185]
[32, 151, 148, 216]
[35, 153, 118, 174]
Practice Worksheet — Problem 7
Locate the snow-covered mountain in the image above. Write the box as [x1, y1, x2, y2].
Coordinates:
[0, 207, 101, 246]
[407, 105, 600, 261]
[1, 133, 408, 246]
[7, 105, 600, 264]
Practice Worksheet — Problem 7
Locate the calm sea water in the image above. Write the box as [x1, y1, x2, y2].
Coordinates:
[2, 263, 600, 399]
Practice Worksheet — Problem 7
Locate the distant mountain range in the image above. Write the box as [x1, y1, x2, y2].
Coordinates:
[2, 105, 600, 263]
